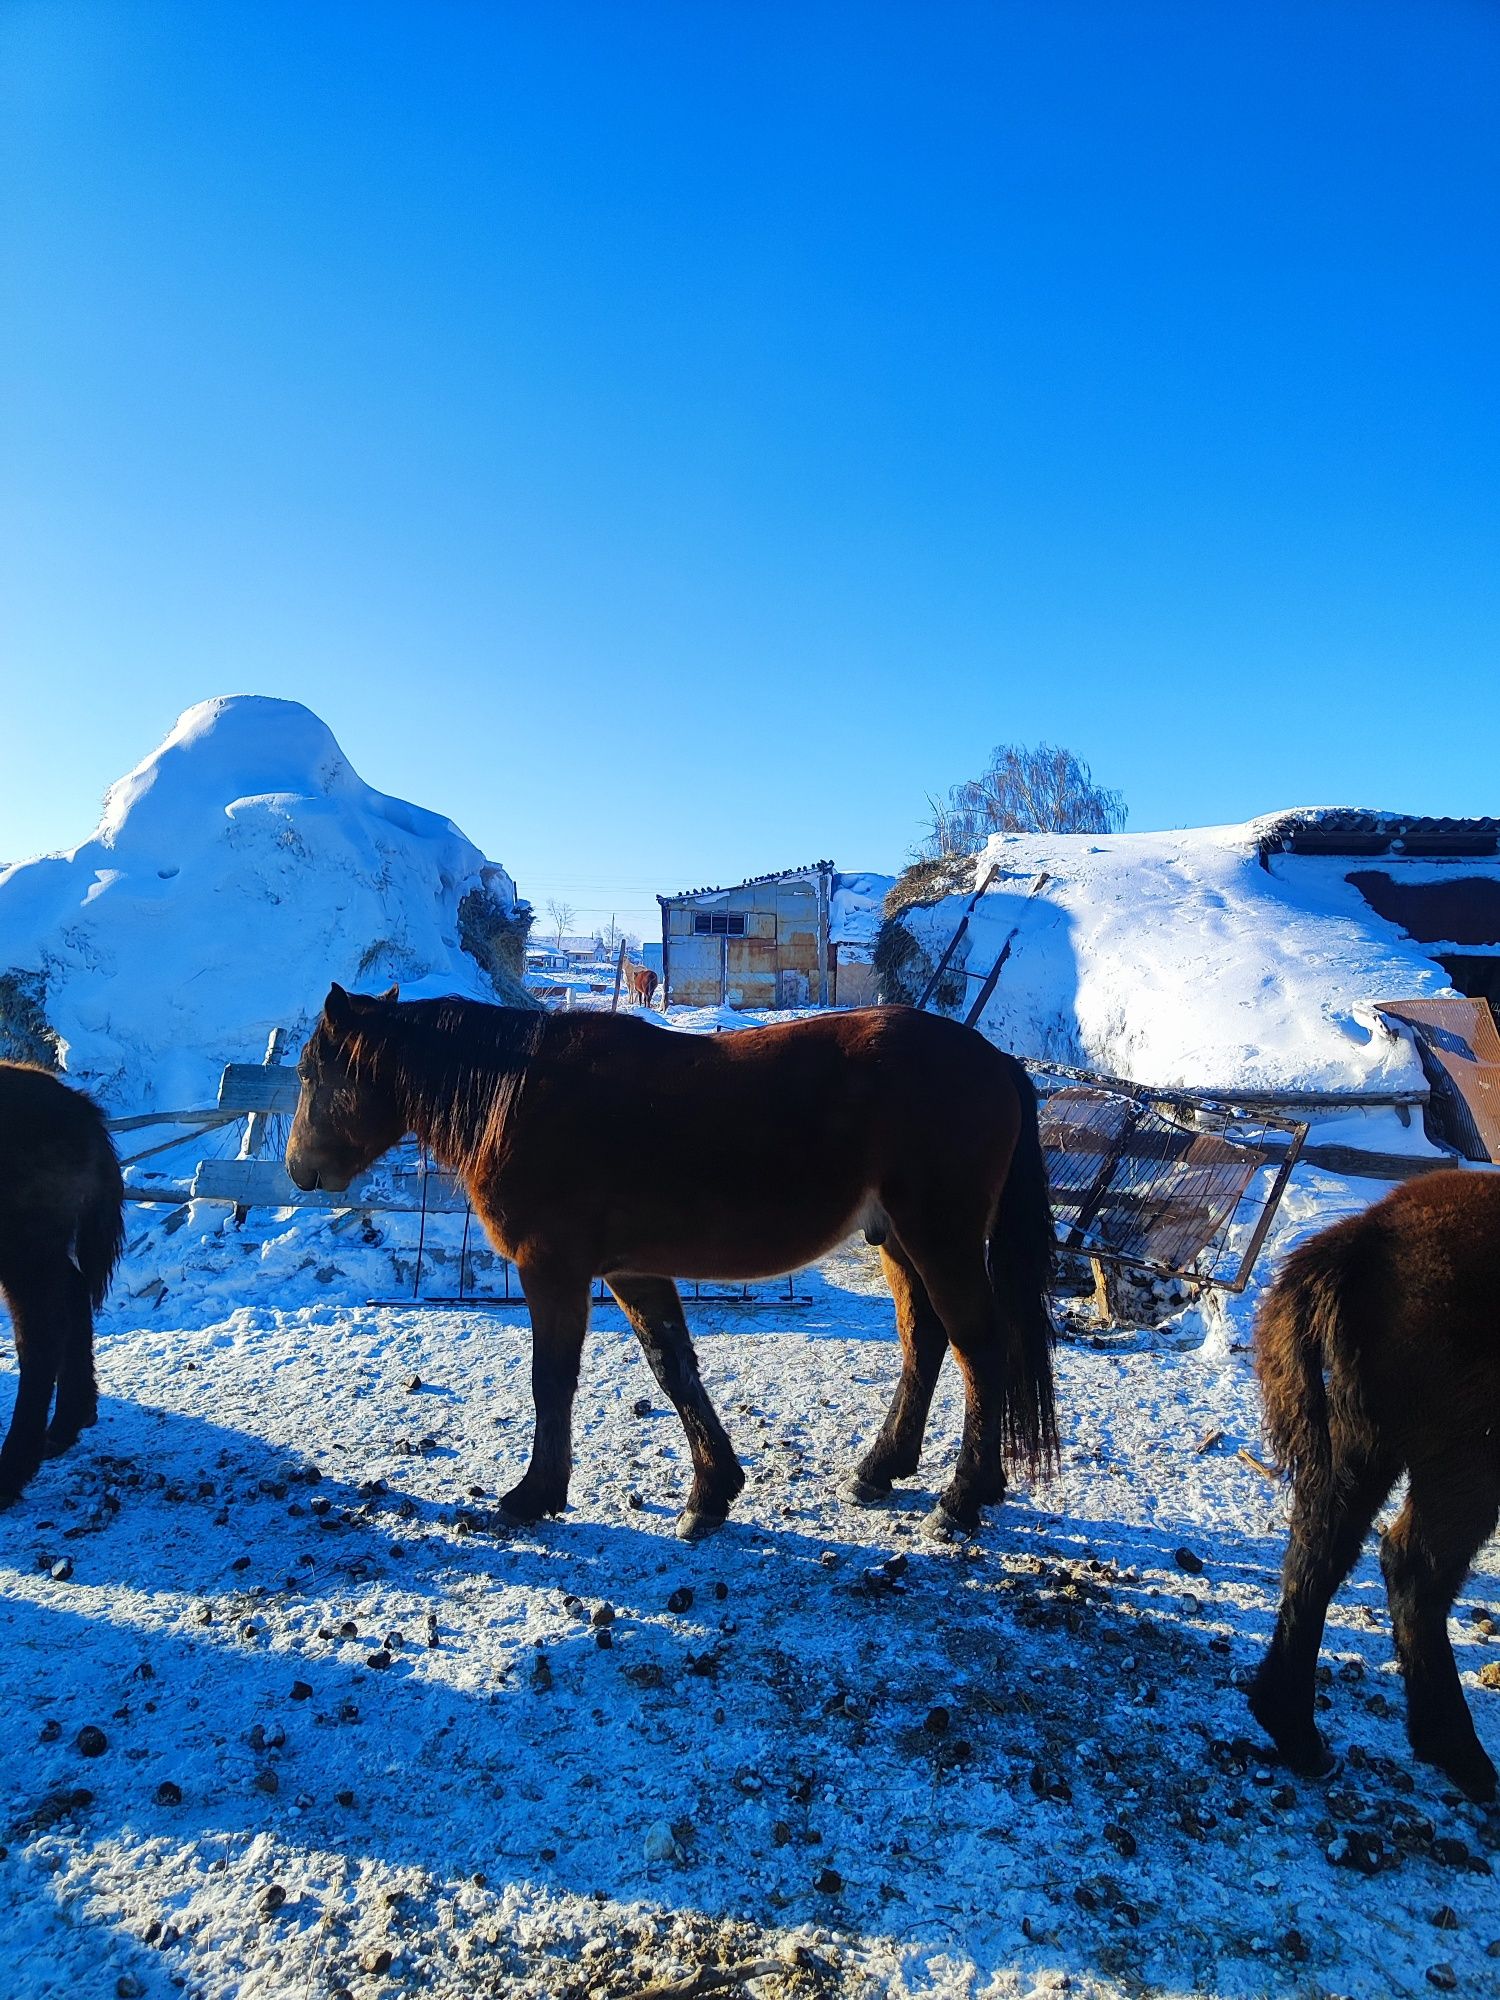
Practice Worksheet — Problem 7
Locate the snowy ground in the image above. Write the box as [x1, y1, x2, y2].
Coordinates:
[2, 1170, 1499, 2000]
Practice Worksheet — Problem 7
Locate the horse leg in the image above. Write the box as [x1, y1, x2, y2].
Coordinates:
[893, 1228, 1008, 1535]
[1249, 1449, 1396, 1777]
[499, 1265, 592, 1525]
[607, 1274, 744, 1540]
[0, 1247, 69, 1503]
[1381, 1461, 1500, 1803]
[847, 1241, 948, 1504]
[45, 1260, 99, 1458]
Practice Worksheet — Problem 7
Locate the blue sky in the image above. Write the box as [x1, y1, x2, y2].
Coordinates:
[3, 0, 1497, 943]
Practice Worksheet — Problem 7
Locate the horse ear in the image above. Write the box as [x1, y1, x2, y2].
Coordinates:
[325, 982, 354, 1028]
[379, 985, 399, 1003]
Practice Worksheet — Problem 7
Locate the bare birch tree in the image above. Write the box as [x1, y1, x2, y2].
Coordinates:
[920, 742, 1126, 857]
[546, 898, 576, 951]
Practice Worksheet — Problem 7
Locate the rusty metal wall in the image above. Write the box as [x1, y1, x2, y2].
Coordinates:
[832, 951, 879, 1007]
[662, 878, 825, 1008]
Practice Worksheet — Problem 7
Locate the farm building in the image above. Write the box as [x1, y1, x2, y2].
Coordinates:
[878, 807, 1500, 1158]
[657, 863, 895, 1010]
[1257, 808, 1500, 1003]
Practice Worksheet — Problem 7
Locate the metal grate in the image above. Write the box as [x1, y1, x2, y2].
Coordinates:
[1032, 1069, 1307, 1292]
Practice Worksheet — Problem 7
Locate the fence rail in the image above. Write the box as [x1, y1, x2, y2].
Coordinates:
[107, 1033, 1454, 1300]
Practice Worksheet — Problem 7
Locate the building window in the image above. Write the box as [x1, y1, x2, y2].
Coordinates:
[692, 911, 746, 936]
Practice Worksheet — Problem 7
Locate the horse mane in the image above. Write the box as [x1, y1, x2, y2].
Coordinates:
[334, 995, 548, 1178]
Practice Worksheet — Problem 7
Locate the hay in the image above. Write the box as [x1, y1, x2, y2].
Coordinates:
[0, 967, 61, 1068]
[458, 887, 539, 1009]
[872, 854, 974, 1008]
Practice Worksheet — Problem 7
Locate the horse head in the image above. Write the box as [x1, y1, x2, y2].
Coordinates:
[285, 983, 406, 1193]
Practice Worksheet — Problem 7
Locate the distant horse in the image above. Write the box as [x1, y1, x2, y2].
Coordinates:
[628, 965, 659, 1009]
[287, 986, 1058, 1540]
[0, 1063, 125, 1502]
[1250, 1170, 1500, 1802]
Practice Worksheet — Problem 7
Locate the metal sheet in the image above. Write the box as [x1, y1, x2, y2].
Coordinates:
[1376, 997, 1500, 1163]
[666, 932, 727, 1007]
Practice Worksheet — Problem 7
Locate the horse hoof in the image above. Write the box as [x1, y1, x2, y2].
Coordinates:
[1427, 1747, 1498, 1804]
[844, 1475, 891, 1507]
[495, 1490, 562, 1528]
[675, 1508, 726, 1542]
[1252, 1712, 1336, 1780]
[1455, 1760, 1498, 1805]
[922, 1504, 971, 1542]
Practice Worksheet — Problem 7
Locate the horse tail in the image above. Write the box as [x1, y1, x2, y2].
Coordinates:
[1255, 1223, 1375, 1507]
[75, 1125, 126, 1314]
[989, 1056, 1060, 1478]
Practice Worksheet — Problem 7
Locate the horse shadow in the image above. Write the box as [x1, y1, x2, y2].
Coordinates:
[3, 1389, 1498, 1998]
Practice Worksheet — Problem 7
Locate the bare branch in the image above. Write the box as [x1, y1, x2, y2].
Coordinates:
[918, 741, 1126, 857]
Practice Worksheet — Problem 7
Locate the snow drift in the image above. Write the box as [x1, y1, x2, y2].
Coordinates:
[886, 820, 1475, 1097]
[0, 695, 530, 1114]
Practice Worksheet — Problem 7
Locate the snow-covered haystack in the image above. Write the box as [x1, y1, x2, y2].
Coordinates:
[0, 695, 532, 1114]
[881, 818, 1472, 1098]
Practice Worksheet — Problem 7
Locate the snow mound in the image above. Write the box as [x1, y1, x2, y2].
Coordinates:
[0, 695, 528, 1113]
[892, 820, 1464, 1096]
[829, 870, 895, 957]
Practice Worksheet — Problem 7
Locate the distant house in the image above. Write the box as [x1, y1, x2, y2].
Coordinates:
[526, 934, 609, 974]
[657, 863, 895, 1011]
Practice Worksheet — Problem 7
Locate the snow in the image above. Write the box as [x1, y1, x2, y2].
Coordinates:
[829, 875, 896, 960]
[2, 1175, 1498, 1999]
[0, 696, 525, 1117]
[895, 822, 1471, 1097]
[3, 761, 1499, 1996]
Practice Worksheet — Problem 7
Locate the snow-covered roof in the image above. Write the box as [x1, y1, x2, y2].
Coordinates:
[1254, 807, 1500, 856]
[829, 871, 895, 954]
[659, 861, 834, 905]
[895, 814, 1499, 1097]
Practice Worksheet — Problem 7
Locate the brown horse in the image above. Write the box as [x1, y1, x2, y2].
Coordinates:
[287, 986, 1058, 1539]
[0, 1063, 125, 1502]
[628, 965, 659, 1008]
[1250, 1170, 1500, 1802]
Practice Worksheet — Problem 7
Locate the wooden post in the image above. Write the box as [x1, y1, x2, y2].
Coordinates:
[234, 1025, 290, 1227]
[915, 862, 1000, 1010]
[239, 1027, 290, 1160]
[817, 865, 831, 1009]
[610, 938, 628, 1012]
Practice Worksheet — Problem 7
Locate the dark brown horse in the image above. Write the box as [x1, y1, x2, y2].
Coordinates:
[287, 986, 1058, 1539]
[1250, 1170, 1500, 1802]
[0, 1063, 125, 1502]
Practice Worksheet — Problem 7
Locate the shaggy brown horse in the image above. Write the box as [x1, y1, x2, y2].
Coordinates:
[287, 986, 1058, 1539]
[1250, 1170, 1500, 1802]
[628, 965, 659, 1008]
[0, 1063, 124, 1502]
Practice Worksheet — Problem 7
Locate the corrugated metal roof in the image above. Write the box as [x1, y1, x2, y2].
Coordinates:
[1258, 809, 1500, 860]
